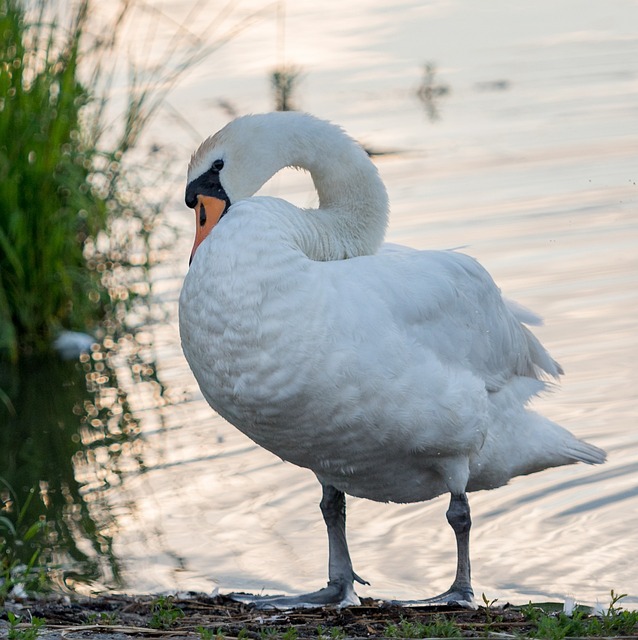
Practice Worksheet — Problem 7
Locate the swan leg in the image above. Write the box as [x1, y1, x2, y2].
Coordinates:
[441, 492, 474, 604]
[230, 484, 366, 609]
[321, 484, 369, 594]
[391, 493, 476, 608]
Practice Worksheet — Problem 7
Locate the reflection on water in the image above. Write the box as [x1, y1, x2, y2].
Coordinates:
[2, 0, 637, 607]
[416, 62, 450, 122]
[1, 354, 117, 590]
[0, 329, 166, 592]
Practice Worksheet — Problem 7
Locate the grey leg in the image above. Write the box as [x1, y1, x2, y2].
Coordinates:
[445, 492, 474, 602]
[321, 484, 368, 592]
[230, 483, 366, 609]
[390, 492, 475, 608]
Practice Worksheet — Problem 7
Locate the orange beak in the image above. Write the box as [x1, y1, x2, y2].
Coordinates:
[189, 195, 227, 264]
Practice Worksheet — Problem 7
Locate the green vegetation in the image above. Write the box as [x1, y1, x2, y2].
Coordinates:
[0, 0, 160, 360]
[197, 627, 221, 640]
[6, 612, 45, 640]
[374, 591, 638, 639]
[0, 0, 158, 590]
[86, 611, 118, 625]
[1, 591, 635, 639]
[0, 0, 272, 363]
[281, 628, 299, 640]
[384, 615, 462, 638]
[149, 595, 186, 630]
[0, 480, 48, 603]
[316, 626, 346, 640]
[271, 65, 303, 111]
[521, 591, 638, 639]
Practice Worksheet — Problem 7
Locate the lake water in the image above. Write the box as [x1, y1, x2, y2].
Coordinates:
[5, 0, 638, 608]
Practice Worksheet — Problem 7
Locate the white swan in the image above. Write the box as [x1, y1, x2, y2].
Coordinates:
[179, 112, 606, 608]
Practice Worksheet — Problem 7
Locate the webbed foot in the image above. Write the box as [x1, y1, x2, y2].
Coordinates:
[229, 578, 361, 609]
[391, 586, 476, 609]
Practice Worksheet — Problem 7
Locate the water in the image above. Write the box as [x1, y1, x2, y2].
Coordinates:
[3, 0, 637, 607]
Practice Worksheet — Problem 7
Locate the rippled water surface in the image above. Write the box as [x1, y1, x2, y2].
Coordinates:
[9, 0, 638, 606]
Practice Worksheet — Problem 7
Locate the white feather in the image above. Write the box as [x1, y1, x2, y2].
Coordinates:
[179, 112, 605, 507]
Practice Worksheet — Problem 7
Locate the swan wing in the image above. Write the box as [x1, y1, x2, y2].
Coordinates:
[322, 245, 561, 394]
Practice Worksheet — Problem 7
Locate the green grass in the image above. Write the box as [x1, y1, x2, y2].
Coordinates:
[385, 615, 462, 638]
[521, 591, 638, 639]
[377, 591, 638, 639]
[0, 479, 48, 603]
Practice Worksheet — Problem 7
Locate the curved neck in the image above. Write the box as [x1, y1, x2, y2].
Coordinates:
[193, 113, 391, 260]
[282, 115, 389, 259]
[223, 113, 389, 260]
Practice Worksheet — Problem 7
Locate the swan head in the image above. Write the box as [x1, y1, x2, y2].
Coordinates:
[185, 113, 304, 262]
[185, 112, 389, 262]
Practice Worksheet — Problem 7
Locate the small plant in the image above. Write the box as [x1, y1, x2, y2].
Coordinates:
[481, 592, 499, 608]
[605, 589, 628, 616]
[148, 596, 185, 630]
[197, 627, 218, 640]
[480, 592, 502, 627]
[281, 628, 298, 640]
[7, 612, 45, 640]
[385, 615, 461, 639]
[86, 611, 118, 625]
[270, 65, 302, 111]
[0, 480, 48, 602]
[415, 61, 450, 122]
[520, 601, 543, 624]
[598, 590, 638, 636]
[260, 628, 280, 640]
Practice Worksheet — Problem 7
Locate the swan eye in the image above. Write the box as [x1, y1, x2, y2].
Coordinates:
[212, 159, 224, 172]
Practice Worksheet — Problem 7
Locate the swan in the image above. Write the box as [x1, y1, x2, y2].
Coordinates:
[178, 111, 606, 608]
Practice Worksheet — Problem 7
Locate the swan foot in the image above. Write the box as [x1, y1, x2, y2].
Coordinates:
[228, 485, 368, 610]
[228, 578, 361, 609]
[387, 492, 476, 610]
[390, 586, 476, 610]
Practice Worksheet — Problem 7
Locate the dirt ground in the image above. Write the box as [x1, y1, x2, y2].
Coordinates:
[1, 593, 637, 640]
[1, 593, 528, 639]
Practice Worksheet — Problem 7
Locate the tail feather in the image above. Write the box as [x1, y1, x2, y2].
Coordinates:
[505, 298, 564, 378]
[565, 438, 607, 465]
[522, 325, 564, 378]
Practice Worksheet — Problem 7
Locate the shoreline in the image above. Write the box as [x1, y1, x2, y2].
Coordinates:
[2, 592, 637, 639]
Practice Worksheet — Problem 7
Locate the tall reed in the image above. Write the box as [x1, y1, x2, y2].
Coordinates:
[0, 0, 110, 359]
[1, 0, 275, 362]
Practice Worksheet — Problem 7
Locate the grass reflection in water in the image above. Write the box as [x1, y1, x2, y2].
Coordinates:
[0, 328, 166, 595]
